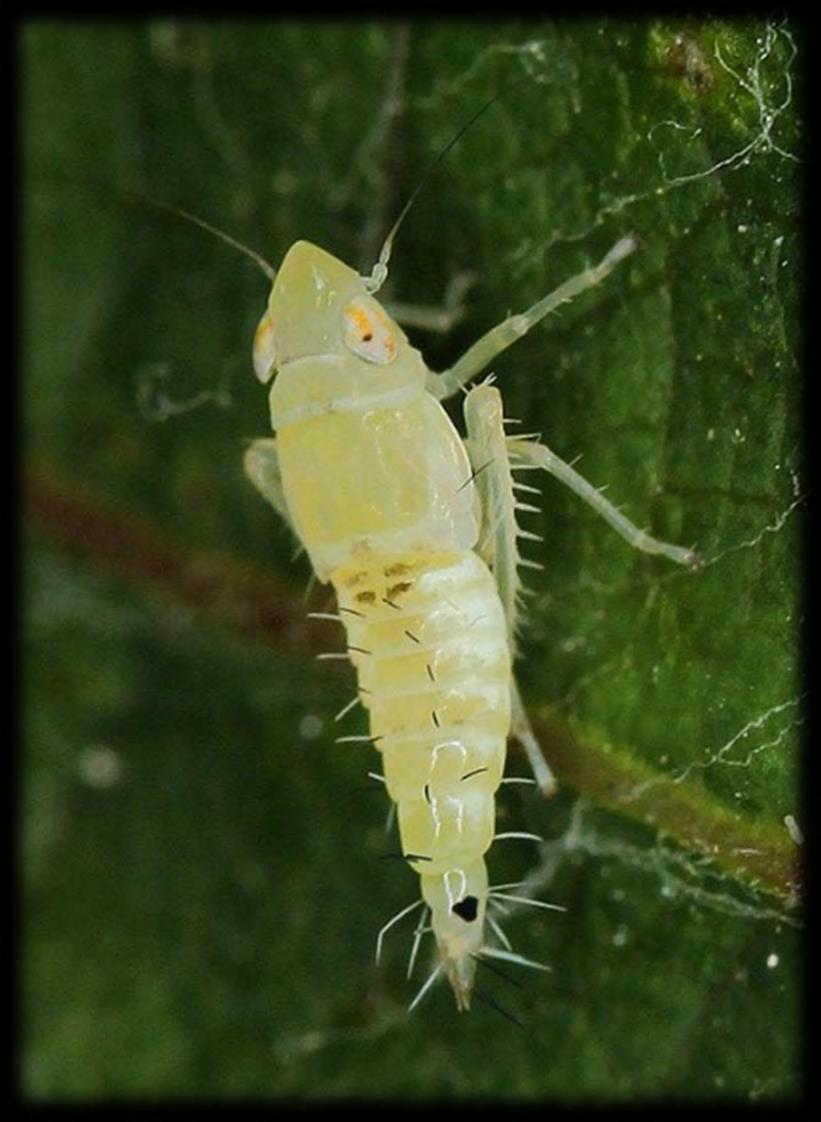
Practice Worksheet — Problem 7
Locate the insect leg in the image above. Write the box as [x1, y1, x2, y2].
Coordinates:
[428, 235, 637, 401]
[510, 678, 558, 797]
[384, 270, 477, 334]
[463, 384, 524, 643]
[243, 437, 293, 530]
[463, 384, 557, 796]
[507, 439, 701, 569]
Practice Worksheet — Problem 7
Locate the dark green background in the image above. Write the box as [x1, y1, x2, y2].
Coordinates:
[22, 19, 803, 1101]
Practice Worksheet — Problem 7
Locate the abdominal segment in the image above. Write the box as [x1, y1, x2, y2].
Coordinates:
[332, 550, 512, 877]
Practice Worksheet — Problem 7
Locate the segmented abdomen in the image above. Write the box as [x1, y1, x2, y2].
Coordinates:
[331, 550, 512, 876]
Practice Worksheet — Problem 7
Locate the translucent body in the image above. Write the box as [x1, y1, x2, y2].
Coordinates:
[335, 550, 510, 874]
[263, 241, 511, 1008]
[246, 229, 698, 1010]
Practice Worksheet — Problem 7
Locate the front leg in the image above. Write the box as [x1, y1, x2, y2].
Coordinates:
[384, 270, 477, 334]
[243, 437, 293, 530]
[428, 236, 637, 401]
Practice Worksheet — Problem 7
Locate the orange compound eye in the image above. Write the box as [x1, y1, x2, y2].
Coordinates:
[342, 297, 398, 365]
[252, 311, 277, 383]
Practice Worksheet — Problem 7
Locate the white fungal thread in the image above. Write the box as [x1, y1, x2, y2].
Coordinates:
[621, 695, 804, 801]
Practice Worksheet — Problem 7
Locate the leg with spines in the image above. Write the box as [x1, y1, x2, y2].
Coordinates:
[428, 235, 638, 401]
[507, 439, 701, 569]
[463, 382, 558, 795]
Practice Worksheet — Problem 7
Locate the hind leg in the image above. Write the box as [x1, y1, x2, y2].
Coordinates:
[463, 383, 558, 797]
[506, 438, 700, 569]
[509, 677, 558, 797]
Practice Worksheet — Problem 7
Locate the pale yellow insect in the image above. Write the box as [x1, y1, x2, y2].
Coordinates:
[153, 79, 698, 1016]
[240, 227, 700, 1012]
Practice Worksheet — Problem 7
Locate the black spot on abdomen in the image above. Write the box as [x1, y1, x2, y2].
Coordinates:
[451, 895, 479, 922]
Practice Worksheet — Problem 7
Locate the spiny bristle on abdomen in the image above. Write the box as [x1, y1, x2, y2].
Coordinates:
[331, 551, 512, 876]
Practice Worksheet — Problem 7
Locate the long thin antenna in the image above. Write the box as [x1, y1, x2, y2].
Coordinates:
[148, 196, 277, 281]
[29, 171, 278, 283]
[362, 73, 529, 294]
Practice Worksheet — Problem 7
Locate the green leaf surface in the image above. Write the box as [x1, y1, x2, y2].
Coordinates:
[22, 19, 803, 1101]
